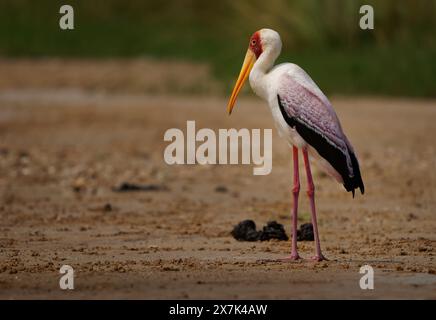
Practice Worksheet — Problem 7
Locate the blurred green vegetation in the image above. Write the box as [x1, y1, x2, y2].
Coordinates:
[0, 0, 435, 97]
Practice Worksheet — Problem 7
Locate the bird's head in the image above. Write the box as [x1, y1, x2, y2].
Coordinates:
[227, 29, 282, 115]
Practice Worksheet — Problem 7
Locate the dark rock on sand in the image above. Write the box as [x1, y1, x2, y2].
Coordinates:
[112, 183, 168, 192]
[260, 221, 289, 241]
[231, 220, 288, 242]
[215, 185, 228, 193]
[231, 220, 262, 241]
[297, 223, 314, 241]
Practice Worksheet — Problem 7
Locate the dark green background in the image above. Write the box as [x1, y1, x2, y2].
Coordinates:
[1, 0, 435, 96]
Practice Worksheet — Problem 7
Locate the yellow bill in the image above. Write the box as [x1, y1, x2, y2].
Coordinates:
[227, 49, 256, 115]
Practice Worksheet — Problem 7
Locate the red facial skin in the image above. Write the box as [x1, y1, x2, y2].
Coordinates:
[249, 32, 263, 59]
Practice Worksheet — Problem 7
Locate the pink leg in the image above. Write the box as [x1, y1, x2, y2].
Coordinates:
[290, 146, 300, 259]
[283, 146, 300, 261]
[302, 148, 327, 262]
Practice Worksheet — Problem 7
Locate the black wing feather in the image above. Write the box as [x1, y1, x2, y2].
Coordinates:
[278, 95, 364, 196]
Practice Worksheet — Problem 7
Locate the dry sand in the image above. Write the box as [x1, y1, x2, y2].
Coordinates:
[0, 71, 435, 299]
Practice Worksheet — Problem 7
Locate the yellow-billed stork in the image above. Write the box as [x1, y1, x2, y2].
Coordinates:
[227, 29, 364, 261]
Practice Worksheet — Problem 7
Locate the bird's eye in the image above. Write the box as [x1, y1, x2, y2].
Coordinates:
[251, 40, 256, 46]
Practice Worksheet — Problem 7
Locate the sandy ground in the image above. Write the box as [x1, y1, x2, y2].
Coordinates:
[0, 58, 220, 94]
[0, 68, 436, 299]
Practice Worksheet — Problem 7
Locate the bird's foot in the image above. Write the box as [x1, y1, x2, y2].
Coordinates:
[281, 253, 301, 262]
[311, 254, 328, 262]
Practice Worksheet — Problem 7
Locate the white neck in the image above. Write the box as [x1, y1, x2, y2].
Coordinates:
[249, 46, 281, 100]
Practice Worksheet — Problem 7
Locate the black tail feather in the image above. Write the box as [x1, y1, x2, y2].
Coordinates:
[347, 151, 365, 196]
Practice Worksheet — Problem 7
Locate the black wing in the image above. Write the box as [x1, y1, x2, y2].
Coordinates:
[278, 94, 364, 197]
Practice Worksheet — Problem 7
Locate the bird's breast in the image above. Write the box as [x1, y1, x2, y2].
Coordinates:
[251, 64, 307, 149]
